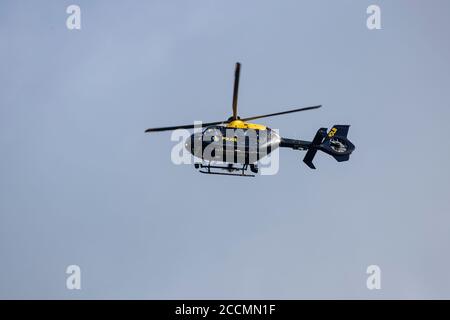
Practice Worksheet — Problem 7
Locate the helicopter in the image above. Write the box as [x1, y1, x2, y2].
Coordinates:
[145, 62, 355, 176]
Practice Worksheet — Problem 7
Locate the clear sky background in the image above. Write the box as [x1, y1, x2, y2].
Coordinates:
[1, 0, 450, 299]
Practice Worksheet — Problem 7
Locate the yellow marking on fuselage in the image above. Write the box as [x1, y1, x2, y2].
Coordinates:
[226, 120, 267, 130]
[222, 136, 237, 142]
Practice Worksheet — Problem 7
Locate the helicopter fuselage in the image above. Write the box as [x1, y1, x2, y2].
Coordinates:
[185, 123, 281, 164]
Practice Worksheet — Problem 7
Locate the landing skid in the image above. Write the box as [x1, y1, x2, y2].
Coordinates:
[195, 162, 257, 177]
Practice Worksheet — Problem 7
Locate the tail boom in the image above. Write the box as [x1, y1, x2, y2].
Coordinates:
[280, 125, 355, 169]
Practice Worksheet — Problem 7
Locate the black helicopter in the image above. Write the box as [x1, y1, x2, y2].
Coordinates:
[145, 62, 355, 176]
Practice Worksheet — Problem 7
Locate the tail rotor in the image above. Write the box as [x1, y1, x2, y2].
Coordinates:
[303, 125, 355, 169]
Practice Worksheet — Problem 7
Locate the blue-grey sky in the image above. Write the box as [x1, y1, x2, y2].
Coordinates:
[1, 0, 450, 299]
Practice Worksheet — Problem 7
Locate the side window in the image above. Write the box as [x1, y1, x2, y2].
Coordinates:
[244, 129, 258, 145]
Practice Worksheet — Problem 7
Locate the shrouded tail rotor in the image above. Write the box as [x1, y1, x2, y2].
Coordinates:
[303, 125, 355, 169]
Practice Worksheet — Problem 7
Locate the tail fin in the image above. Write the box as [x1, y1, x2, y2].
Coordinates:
[303, 125, 355, 169]
[303, 128, 326, 169]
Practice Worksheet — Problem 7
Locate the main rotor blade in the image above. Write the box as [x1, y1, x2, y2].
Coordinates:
[145, 120, 225, 133]
[240, 105, 322, 122]
[232, 62, 241, 120]
[145, 105, 321, 132]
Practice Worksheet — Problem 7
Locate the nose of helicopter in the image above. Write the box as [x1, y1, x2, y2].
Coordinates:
[184, 135, 193, 153]
[185, 133, 202, 155]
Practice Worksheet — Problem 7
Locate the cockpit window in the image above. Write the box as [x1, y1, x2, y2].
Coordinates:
[204, 127, 222, 142]
[204, 126, 223, 133]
